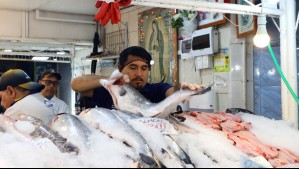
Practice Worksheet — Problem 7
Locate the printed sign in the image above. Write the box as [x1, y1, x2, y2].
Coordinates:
[214, 55, 230, 72]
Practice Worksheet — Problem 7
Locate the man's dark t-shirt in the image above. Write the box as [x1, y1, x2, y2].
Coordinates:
[92, 83, 173, 109]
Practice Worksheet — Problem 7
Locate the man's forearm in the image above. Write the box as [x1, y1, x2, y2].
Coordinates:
[71, 75, 103, 93]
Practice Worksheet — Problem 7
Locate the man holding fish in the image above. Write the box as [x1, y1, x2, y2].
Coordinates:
[72, 46, 205, 111]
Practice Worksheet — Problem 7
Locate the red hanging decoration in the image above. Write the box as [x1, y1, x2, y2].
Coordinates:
[94, 0, 132, 26]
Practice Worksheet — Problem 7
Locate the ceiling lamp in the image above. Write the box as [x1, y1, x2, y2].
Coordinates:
[267, 0, 280, 4]
[253, 15, 270, 48]
[32, 57, 49, 61]
[4, 49, 12, 52]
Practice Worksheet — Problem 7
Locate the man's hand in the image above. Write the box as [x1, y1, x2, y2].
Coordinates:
[180, 82, 206, 104]
[100, 70, 130, 87]
[181, 82, 205, 91]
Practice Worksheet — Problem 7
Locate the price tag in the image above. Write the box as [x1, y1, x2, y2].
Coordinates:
[129, 118, 178, 135]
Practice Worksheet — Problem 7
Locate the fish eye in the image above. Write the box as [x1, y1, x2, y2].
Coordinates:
[119, 87, 127, 96]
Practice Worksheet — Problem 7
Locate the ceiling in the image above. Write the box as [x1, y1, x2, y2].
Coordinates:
[0, 0, 98, 15]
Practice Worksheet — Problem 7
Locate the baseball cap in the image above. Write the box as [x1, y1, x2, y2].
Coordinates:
[0, 69, 44, 91]
[40, 69, 61, 81]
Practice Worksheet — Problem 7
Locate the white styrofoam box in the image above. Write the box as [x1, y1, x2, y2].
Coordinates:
[189, 90, 214, 111]
[215, 93, 229, 112]
[178, 59, 200, 84]
[230, 81, 246, 109]
[178, 101, 190, 112]
[230, 41, 246, 81]
[202, 55, 213, 69]
[201, 69, 214, 85]
[246, 81, 254, 112]
[214, 72, 229, 94]
[195, 56, 203, 69]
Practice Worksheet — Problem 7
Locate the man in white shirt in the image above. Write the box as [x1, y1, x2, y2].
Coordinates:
[0, 69, 55, 125]
[32, 69, 70, 114]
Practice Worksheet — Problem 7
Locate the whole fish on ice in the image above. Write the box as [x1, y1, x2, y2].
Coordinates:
[164, 134, 194, 167]
[50, 113, 92, 154]
[17, 114, 79, 154]
[114, 110, 194, 168]
[79, 108, 164, 168]
[100, 72, 211, 118]
[0, 114, 33, 141]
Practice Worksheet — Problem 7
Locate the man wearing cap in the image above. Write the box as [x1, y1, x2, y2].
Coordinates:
[71, 46, 204, 110]
[31, 69, 69, 114]
[0, 73, 5, 114]
[0, 69, 55, 125]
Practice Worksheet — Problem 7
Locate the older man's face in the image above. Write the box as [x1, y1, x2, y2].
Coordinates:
[0, 87, 15, 109]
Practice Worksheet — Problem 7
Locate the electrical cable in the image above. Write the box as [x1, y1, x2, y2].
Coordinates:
[223, 14, 256, 29]
[268, 44, 299, 104]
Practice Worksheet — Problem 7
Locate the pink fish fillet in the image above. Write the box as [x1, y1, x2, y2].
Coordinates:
[277, 148, 299, 163]
[220, 120, 252, 133]
[233, 131, 279, 159]
[202, 113, 229, 122]
[227, 133, 265, 157]
[188, 112, 221, 130]
[215, 112, 242, 123]
[198, 112, 223, 125]
[178, 113, 221, 130]
[268, 158, 289, 168]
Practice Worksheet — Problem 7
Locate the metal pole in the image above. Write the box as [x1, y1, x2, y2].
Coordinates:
[280, 0, 298, 128]
[131, 0, 282, 16]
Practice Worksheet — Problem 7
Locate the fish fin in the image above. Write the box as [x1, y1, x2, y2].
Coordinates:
[139, 153, 160, 167]
[194, 84, 213, 95]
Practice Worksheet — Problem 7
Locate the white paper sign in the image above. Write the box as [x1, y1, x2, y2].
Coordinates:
[240, 156, 273, 168]
[129, 118, 178, 135]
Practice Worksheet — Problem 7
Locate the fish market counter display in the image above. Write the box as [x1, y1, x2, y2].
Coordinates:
[0, 109, 298, 168]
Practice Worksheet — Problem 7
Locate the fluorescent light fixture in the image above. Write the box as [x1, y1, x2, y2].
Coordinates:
[254, 15, 270, 48]
[4, 49, 12, 52]
[268, 0, 280, 4]
[32, 57, 49, 61]
[57, 52, 66, 55]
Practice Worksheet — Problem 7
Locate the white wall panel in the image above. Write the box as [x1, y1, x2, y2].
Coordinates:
[28, 11, 95, 40]
[0, 10, 23, 38]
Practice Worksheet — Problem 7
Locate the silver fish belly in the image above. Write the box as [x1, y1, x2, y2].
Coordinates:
[49, 113, 92, 153]
[17, 114, 79, 154]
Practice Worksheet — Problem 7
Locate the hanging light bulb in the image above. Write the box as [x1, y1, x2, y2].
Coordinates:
[253, 15, 270, 48]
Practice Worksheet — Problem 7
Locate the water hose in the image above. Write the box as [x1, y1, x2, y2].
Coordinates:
[267, 44, 299, 104]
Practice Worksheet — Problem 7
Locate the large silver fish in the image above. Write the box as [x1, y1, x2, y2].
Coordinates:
[113, 110, 192, 168]
[17, 114, 79, 154]
[79, 108, 164, 168]
[49, 113, 92, 154]
[100, 76, 211, 118]
[0, 114, 32, 141]
[164, 135, 194, 167]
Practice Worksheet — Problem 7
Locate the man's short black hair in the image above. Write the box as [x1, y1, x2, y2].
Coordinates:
[119, 46, 152, 70]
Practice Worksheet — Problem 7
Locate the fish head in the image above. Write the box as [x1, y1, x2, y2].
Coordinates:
[17, 114, 44, 125]
[50, 113, 68, 130]
[100, 77, 130, 110]
[79, 108, 92, 116]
